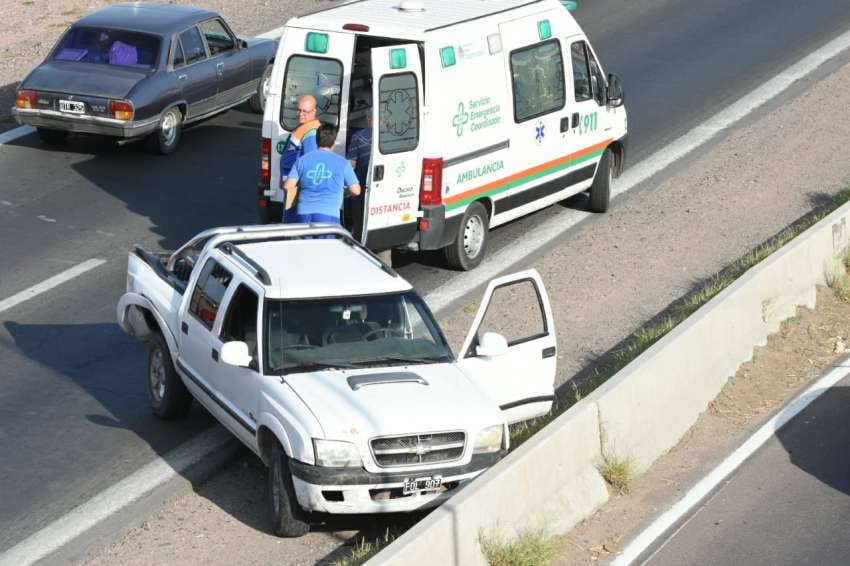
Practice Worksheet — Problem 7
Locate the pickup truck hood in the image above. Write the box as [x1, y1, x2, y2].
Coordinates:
[22, 61, 148, 99]
[284, 363, 503, 441]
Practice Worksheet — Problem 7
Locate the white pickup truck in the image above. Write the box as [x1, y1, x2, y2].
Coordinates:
[116, 224, 557, 536]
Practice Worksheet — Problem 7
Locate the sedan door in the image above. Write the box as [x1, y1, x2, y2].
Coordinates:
[198, 18, 253, 108]
[172, 26, 218, 119]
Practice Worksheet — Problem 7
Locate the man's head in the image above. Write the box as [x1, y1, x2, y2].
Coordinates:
[296, 94, 317, 124]
[316, 123, 338, 149]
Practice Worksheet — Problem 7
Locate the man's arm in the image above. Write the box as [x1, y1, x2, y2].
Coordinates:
[284, 177, 299, 209]
[343, 162, 362, 196]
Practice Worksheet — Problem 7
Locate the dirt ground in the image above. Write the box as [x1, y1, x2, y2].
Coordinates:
[555, 285, 850, 564]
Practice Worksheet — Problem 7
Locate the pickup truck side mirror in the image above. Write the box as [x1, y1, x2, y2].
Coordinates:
[475, 332, 509, 358]
[607, 73, 625, 108]
[221, 341, 253, 368]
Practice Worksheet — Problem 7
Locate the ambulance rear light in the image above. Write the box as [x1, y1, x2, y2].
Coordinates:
[260, 137, 271, 187]
[419, 157, 443, 206]
[342, 23, 370, 32]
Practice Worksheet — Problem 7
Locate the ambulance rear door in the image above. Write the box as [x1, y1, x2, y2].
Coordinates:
[365, 44, 424, 251]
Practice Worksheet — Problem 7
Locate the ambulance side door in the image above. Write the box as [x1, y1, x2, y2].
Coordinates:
[366, 44, 424, 251]
[565, 37, 611, 175]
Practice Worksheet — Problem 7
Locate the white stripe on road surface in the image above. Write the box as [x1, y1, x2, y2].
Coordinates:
[0, 428, 234, 566]
[4, 21, 850, 566]
[424, 28, 850, 315]
[0, 125, 33, 145]
[612, 362, 850, 566]
[0, 259, 106, 315]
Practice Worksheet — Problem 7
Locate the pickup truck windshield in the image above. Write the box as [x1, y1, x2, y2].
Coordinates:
[53, 27, 161, 70]
[265, 291, 452, 375]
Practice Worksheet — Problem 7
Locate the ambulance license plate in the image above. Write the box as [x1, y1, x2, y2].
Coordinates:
[402, 475, 442, 495]
[59, 100, 85, 114]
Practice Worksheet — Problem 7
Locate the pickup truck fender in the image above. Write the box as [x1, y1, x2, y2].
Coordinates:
[116, 292, 178, 360]
[256, 391, 320, 465]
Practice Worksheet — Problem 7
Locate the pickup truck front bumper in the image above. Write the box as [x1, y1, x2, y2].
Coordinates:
[13, 107, 159, 138]
[289, 452, 502, 514]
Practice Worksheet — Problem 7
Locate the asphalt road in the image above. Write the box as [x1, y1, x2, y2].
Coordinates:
[3, 0, 850, 557]
[643, 374, 850, 566]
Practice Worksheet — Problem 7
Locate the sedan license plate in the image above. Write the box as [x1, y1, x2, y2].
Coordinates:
[402, 475, 442, 495]
[59, 100, 85, 114]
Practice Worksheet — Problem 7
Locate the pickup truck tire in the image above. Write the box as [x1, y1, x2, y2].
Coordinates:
[249, 64, 273, 114]
[37, 127, 69, 145]
[588, 148, 612, 213]
[443, 201, 489, 271]
[269, 441, 310, 537]
[147, 333, 192, 419]
[146, 107, 182, 155]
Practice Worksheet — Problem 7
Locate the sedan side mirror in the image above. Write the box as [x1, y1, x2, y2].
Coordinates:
[607, 73, 625, 108]
[476, 332, 509, 358]
[221, 341, 252, 368]
[240, 38, 249, 49]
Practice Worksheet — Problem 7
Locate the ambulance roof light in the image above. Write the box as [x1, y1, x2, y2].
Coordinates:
[343, 23, 370, 32]
[398, 0, 425, 13]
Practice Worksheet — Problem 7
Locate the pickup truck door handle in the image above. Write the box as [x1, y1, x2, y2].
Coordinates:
[211, 348, 219, 362]
[181, 321, 188, 335]
[542, 346, 556, 359]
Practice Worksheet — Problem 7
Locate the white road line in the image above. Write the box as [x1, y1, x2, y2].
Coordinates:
[612, 361, 850, 566]
[0, 259, 106, 315]
[0, 125, 33, 146]
[0, 427, 234, 566]
[424, 28, 850, 315]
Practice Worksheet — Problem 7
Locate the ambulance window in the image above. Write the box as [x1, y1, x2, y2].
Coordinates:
[509, 40, 566, 123]
[377, 72, 419, 154]
[280, 55, 343, 130]
[571, 41, 593, 102]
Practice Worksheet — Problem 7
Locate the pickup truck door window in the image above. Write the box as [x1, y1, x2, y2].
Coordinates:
[365, 45, 423, 246]
[199, 18, 252, 107]
[212, 283, 261, 444]
[457, 269, 556, 424]
[178, 258, 232, 410]
[176, 26, 218, 118]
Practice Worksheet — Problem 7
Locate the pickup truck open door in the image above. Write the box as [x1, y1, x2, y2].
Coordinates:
[457, 269, 557, 424]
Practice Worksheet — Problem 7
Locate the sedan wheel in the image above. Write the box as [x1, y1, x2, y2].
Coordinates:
[250, 64, 273, 114]
[146, 107, 182, 155]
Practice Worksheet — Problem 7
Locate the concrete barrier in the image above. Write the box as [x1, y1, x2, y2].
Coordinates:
[368, 400, 608, 566]
[369, 202, 850, 564]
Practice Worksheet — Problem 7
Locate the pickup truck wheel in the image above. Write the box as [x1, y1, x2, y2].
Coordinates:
[147, 333, 192, 419]
[37, 128, 69, 145]
[249, 64, 273, 114]
[269, 442, 310, 537]
[588, 148, 612, 213]
[443, 201, 489, 271]
[146, 108, 182, 155]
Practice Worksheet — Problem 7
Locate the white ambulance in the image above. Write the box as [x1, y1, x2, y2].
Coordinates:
[258, 0, 627, 270]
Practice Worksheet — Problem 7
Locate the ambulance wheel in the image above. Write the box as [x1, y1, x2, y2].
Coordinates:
[444, 201, 489, 271]
[268, 441, 310, 537]
[250, 64, 273, 114]
[588, 148, 612, 213]
[146, 107, 182, 155]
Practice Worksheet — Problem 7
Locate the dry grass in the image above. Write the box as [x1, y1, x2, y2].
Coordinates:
[598, 455, 637, 495]
[480, 525, 559, 566]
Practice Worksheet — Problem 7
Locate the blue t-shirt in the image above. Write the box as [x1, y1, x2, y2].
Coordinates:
[288, 150, 359, 216]
[345, 128, 373, 187]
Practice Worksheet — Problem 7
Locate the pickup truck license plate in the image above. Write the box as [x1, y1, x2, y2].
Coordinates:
[402, 475, 442, 495]
[59, 100, 85, 114]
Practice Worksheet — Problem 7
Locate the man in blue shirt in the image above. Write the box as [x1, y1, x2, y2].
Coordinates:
[284, 124, 361, 225]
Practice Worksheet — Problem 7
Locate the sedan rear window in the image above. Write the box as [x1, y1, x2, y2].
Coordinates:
[53, 27, 161, 69]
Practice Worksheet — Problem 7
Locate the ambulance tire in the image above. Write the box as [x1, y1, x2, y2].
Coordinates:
[444, 201, 489, 271]
[588, 148, 612, 213]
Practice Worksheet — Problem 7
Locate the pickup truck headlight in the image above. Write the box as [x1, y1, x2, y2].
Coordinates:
[473, 425, 504, 454]
[313, 439, 362, 468]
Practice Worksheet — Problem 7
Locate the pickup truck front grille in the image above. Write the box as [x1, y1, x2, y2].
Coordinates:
[371, 431, 466, 467]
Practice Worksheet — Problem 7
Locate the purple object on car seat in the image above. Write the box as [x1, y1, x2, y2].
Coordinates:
[108, 41, 138, 66]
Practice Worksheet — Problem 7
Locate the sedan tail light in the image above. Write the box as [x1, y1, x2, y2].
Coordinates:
[15, 90, 37, 109]
[108, 99, 135, 121]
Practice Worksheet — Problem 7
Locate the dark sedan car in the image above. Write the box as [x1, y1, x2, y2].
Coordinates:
[12, 2, 277, 154]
